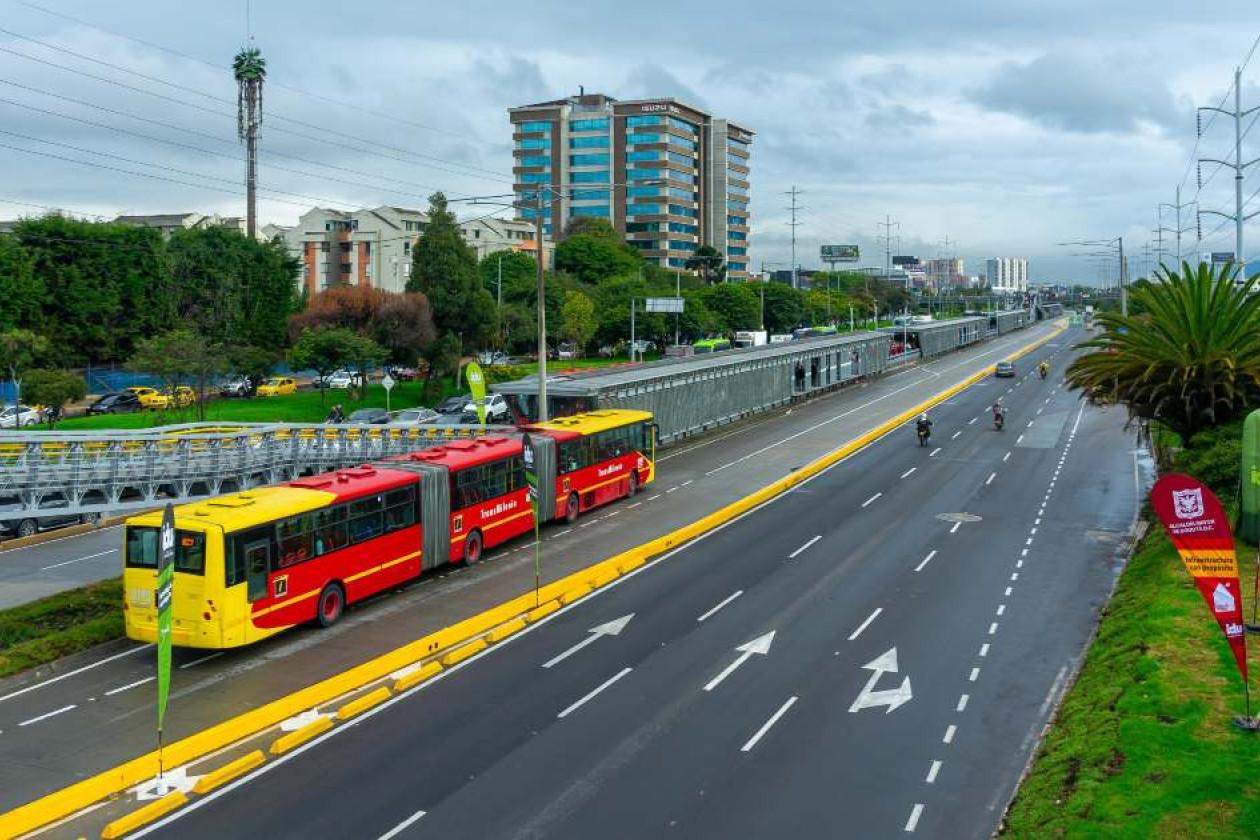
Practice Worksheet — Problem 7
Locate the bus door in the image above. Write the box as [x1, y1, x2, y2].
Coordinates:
[245, 538, 271, 604]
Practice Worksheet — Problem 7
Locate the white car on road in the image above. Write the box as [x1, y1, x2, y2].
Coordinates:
[325, 370, 364, 389]
[465, 393, 510, 423]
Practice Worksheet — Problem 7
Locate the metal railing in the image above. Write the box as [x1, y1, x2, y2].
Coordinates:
[0, 422, 505, 520]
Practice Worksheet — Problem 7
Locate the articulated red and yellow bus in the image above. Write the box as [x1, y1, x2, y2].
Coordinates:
[123, 410, 654, 648]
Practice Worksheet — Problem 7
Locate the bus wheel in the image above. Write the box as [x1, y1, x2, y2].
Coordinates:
[463, 530, 483, 565]
[316, 583, 345, 628]
[627, 471, 639, 497]
[565, 493, 580, 524]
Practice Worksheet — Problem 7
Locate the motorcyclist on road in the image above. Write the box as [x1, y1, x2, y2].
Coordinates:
[1038, 360, 1049, 379]
[991, 400, 1006, 426]
[915, 412, 933, 445]
[325, 404, 345, 424]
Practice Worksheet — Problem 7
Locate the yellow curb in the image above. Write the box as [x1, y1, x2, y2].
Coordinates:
[439, 638, 488, 667]
[99, 791, 187, 839]
[269, 716, 333, 756]
[335, 687, 392, 722]
[191, 751, 266, 795]
[559, 584, 592, 605]
[486, 617, 527, 643]
[392, 661, 443, 693]
[617, 556, 646, 574]
[588, 567, 619, 588]
[525, 600, 560, 623]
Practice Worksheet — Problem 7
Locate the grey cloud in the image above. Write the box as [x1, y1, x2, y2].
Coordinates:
[972, 52, 1180, 133]
[471, 54, 549, 104]
[622, 64, 708, 110]
[865, 104, 934, 129]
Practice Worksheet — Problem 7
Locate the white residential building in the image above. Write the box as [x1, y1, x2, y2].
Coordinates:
[985, 257, 1028, 293]
[113, 212, 247, 238]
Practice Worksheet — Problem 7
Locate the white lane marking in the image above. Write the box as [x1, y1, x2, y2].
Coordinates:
[377, 809, 427, 840]
[900, 467, 917, 479]
[604, 510, 620, 518]
[968, 417, 977, 425]
[956, 694, 969, 712]
[1025, 537, 1033, 546]
[680, 479, 694, 487]
[39, 548, 118, 570]
[951, 430, 961, 439]
[1029, 527, 1038, 535]
[1003, 451, 1011, 463]
[996, 604, 1006, 616]
[557, 667, 633, 719]
[989, 622, 999, 635]
[1016, 434, 1024, 444]
[950, 521, 961, 534]
[553, 528, 573, 538]
[1034, 517, 1041, 526]
[861, 492, 882, 508]
[929, 447, 941, 457]
[926, 761, 941, 784]
[0, 524, 122, 554]
[1021, 548, 1028, 557]
[741, 695, 798, 752]
[104, 676, 155, 696]
[905, 803, 925, 832]
[969, 667, 980, 682]
[789, 535, 822, 558]
[1026, 420, 1035, 428]
[1004, 586, 1013, 597]
[665, 486, 680, 494]
[943, 724, 956, 744]
[914, 550, 937, 572]
[979, 643, 990, 657]
[985, 472, 996, 486]
[0, 644, 153, 705]
[18, 703, 76, 726]
[646, 494, 661, 501]
[626, 502, 642, 509]
[1036, 408, 1043, 416]
[180, 652, 224, 670]
[698, 590, 743, 622]
[1071, 399, 1086, 435]
[847, 608, 883, 641]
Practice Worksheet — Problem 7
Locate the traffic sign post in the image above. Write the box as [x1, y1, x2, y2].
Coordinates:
[380, 373, 395, 414]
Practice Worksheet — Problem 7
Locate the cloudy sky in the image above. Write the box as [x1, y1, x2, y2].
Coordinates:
[2, 0, 1259, 283]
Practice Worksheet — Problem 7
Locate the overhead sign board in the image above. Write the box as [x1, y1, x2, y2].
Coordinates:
[645, 297, 685, 313]
[1212, 251, 1236, 264]
[892, 255, 920, 267]
[820, 245, 859, 262]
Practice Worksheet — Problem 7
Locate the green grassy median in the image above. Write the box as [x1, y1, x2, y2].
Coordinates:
[0, 578, 124, 679]
[1003, 530, 1260, 838]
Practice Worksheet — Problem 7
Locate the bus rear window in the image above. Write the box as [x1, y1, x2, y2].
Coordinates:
[125, 526, 206, 576]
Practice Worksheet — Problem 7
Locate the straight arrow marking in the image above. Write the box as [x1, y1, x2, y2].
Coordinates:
[704, 630, 775, 692]
[848, 646, 913, 714]
[542, 614, 634, 669]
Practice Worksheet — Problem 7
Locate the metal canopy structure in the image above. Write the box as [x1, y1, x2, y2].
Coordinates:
[0, 422, 504, 521]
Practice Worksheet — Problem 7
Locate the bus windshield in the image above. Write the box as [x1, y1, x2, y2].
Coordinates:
[125, 525, 208, 575]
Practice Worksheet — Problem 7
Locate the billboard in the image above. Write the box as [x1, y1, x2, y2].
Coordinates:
[820, 245, 859, 262]
[892, 255, 920, 267]
[1212, 251, 1236, 264]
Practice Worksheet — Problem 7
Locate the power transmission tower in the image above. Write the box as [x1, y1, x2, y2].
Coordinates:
[1158, 185, 1196, 267]
[784, 186, 803, 289]
[877, 215, 900, 286]
[1197, 67, 1260, 282]
[234, 46, 267, 239]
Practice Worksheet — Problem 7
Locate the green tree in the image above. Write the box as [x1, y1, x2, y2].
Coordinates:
[760, 283, 805, 333]
[289, 326, 362, 406]
[21, 369, 85, 428]
[0, 236, 41, 330]
[479, 250, 537, 307]
[0, 328, 48, 409]
[561, 291, 597, 355]
[554, 234, 642, 285]
[560, 216, 619, 241]
[227, 344, 279, 391]
[700, 284, 760, 333]
[1066, 262, 1260, 442]
[685, 245, 726, 285]
[408, 192, 495, 383]
[126, 329, 224, 420]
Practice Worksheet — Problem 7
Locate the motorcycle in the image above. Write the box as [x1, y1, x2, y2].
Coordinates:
[917, 424, 931, 446]
[993, 411, 1005, 431]
[1038, 365, 1048, 380]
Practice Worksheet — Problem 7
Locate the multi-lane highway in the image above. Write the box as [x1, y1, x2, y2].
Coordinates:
[0, 524, 122, 608]
[94, 327, 1143, 839]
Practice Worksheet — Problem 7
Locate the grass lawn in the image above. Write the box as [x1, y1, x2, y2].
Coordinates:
[1002, 530, 1260, 838]
[0, 578, 124, 679]
[21, 379, 463, 433]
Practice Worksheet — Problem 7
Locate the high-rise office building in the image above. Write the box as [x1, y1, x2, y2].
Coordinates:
[509, 92, 752, 279]
[985, 257, 1028, 293]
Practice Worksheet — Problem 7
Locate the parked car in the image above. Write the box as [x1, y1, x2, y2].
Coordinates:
[436, 393, 471, 415]
[386, 366, 418, 382]
[86, 392, 142, 415]
[392, 407, 439, 425]
[347, 407, 390, 425]
[326, 370, 364, 389]
[557, 341, 577, 361]
[0, 496, 101, 539]
[126, 387, 168, 409]
[476, 351, 513, 366]
[995, 361, 1016, 378]
[464, 392, 510, 423]
[0, 404, 43, 428]
[630, 339, 655, 355]
[257, 377, 297, 396]
[219, 376, 253, 398]
[598, 343, 619, 358]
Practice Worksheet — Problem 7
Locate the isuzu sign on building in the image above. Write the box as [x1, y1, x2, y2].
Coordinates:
[1150, 473, 1248, 684]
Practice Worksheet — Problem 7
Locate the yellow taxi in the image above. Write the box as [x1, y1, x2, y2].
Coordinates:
[256, 377, 297, 397]
[126, 387, 167, 410]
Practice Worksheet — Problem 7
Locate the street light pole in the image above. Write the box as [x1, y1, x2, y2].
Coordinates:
[535, 190, 548, 421]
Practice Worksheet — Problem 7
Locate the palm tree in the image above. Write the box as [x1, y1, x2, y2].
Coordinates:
[233, 47, 266, 239]
[1066, 261, 1260, 442]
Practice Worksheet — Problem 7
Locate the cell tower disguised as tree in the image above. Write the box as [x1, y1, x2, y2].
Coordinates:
[233, 47, 266, 239]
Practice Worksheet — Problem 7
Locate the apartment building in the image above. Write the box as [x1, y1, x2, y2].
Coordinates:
[925, 257, 967, 291]
[985, 257, 1029, 293]
[288, 206, 548, 295]
[508, 92, 753, 279]
[113, 212, 247, 238]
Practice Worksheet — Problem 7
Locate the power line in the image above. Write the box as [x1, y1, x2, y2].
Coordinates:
[17, 1, 483, 147]
[784, 186, 803, 289]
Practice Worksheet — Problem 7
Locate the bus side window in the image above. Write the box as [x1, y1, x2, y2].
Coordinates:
[277, 514, 311, 568]
[384, 487, 415, 531]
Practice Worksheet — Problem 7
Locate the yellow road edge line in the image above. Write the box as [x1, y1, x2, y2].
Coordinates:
[0, 321, 1067, 840]
[190, 751, 266, 796]
[269, 716, 333, 756]
[99, 791, 187, 840]
[335, 686, 393, 722]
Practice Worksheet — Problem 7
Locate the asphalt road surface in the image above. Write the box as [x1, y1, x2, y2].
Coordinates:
[126, 331, 1144, 839]
[0, 524, 122, 608]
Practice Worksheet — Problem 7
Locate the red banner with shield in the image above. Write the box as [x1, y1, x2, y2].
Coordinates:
[1150, 473, 1248, 683]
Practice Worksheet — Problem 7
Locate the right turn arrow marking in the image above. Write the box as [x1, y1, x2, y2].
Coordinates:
[848, 646, 913, 714]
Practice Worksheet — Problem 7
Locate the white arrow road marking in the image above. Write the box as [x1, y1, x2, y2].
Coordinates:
[848, 647, 913, 714]
[543, 614, 635, 669]
[704, 631, 775, 692]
